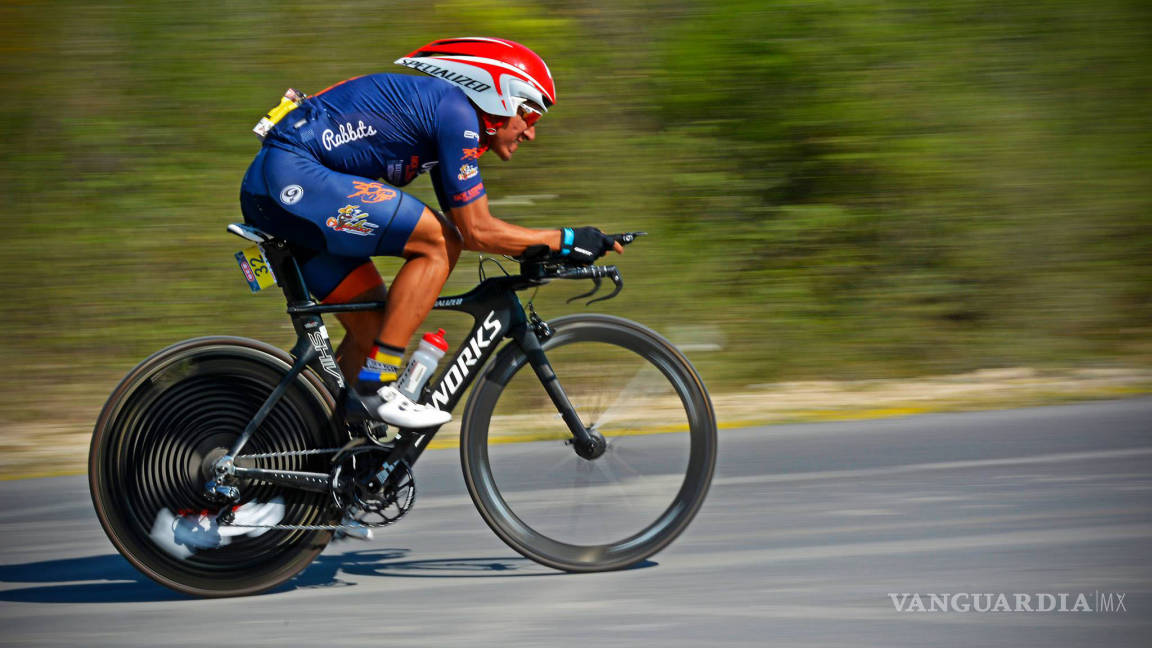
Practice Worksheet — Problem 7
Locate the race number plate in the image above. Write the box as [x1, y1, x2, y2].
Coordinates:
[235, 245, 277, 292]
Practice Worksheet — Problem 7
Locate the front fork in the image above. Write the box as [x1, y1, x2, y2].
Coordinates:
[518, 312, 606, 460]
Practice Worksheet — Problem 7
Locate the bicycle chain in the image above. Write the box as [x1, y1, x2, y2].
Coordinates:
[225, 447, 393, 531]
[235, 448, 344, 460]
[222, 523, 360, 531]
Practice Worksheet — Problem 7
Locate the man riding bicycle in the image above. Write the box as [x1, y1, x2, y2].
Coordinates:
[239, 37, 623, 429]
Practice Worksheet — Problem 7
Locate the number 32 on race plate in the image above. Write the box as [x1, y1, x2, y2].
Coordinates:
[235, 245, 278, 293]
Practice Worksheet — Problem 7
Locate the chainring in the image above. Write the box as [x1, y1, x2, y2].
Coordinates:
[330, 447, 415, 528]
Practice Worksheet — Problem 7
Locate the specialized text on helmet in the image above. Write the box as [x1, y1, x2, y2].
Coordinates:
[395, 58, 494, 93]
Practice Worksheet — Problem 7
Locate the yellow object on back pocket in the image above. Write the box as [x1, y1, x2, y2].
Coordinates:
[252, 88, 306, 140]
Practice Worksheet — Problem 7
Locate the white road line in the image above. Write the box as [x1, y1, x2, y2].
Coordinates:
[714, 447, 1152, 487]
[671, 523, 1152, 569]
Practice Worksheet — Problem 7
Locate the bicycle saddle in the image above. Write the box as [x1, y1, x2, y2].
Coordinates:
[227, 222, 276, 244]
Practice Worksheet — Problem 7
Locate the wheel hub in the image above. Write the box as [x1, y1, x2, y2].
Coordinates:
[573, 431, 607, 460]
[199, 447, 230, 482]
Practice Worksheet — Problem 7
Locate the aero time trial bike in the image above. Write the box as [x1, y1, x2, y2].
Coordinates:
[89, 222, 717, 597]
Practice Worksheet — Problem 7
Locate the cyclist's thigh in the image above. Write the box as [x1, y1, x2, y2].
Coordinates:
[300, 254, 384, 304]
[241, 145, 426, 259]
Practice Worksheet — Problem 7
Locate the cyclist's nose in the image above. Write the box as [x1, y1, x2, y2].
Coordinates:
[522, 125, 536, 141]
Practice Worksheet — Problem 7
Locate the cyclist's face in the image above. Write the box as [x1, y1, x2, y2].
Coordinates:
[487, 110, 537, 161]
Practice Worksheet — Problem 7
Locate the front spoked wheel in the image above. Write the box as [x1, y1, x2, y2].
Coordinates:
[460, 314, 717, 572]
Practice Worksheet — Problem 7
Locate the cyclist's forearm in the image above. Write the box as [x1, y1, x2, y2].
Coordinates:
[467, 223, 561, 255]
[450, 198, 562, 255]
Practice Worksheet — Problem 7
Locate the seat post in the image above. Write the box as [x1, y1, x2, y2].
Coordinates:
[262, 241, 314, 307]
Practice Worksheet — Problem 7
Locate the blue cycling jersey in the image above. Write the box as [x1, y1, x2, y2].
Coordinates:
[266, 73, 487, 209]
[240, 73, 498, 300]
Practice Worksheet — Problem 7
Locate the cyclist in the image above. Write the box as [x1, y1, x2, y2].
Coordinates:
[239, 37, 622, 429]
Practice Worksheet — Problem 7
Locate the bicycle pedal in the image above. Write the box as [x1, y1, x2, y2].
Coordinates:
[336, 520, 374, 541]
[366, 421, 398, 445]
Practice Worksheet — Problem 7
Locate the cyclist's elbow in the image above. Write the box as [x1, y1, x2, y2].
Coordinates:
[455, 215, 506, 252]
[449, 201, 498, 252]
[456, 224, 493, 252]
[460, 225, 502, 247]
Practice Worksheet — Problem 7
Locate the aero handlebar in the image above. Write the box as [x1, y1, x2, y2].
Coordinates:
[519, 232, 647, 304]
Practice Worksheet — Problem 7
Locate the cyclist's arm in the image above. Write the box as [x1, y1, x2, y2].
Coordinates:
[431, 93, 562, 255]
[430, 93, 619, 257]
[448, 195, 562, 255]
[429, 172, 561, 254]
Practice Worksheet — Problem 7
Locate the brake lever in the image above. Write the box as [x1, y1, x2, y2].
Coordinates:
[586, 270, 623, 305]
[566, 276, 602, 304]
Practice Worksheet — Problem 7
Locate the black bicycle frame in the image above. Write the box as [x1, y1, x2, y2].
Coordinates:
[221, 240, 591, 492]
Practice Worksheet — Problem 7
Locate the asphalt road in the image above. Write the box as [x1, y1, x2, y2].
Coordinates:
[1, 398, 1150, 647]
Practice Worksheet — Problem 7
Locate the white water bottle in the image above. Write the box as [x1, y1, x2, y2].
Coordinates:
[397, 328, 449, 401]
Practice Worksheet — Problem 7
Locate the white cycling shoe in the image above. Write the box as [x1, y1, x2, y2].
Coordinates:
[374, 384, 452, 428]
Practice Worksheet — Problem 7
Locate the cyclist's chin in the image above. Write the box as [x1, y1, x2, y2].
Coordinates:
[493, 143, 515, 161]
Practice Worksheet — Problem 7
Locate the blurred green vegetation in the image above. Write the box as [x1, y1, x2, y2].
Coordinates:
[1, 0, 1149, 424]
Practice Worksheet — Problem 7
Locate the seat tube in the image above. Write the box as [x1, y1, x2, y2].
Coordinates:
[513, 324, 594, 446]
[264, 241, 345, 394]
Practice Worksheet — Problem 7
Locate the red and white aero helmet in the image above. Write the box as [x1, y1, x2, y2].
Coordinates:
[395, 37, 556, 118]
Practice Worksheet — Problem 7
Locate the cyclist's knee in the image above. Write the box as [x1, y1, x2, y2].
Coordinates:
[404, 208, 460, 267]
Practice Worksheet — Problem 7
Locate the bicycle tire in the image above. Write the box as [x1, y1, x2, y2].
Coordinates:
[89, 336, 341, 597]
[460, 314, 717, 572]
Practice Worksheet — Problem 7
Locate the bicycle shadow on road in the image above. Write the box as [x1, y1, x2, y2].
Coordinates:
[297, 548, 651, 586]
[0, 553, 189, 603]
[0, 550, 657, 602]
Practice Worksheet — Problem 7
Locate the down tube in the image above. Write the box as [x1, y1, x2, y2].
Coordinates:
[400, 292, 525, 466]
[422, 291, 527, 417]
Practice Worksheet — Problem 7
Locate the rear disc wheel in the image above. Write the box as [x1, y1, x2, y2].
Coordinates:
[89, 337, 341, 597]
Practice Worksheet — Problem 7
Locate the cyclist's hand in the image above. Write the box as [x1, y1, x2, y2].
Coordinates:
[559, 227, 622, 265]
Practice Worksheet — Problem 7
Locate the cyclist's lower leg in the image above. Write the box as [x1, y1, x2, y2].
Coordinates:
[374, 213, 460, 350]
[334, 284, 388, 383]
[352, 208, 460, 426]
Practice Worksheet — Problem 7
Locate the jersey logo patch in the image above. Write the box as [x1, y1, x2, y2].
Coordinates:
[462, 147, 482, 160]
[347, 181, 397, 203]
[458, 164, 479, 181]
[279, 184, 303, 205]
[326, 205, 378, 236]
[404, 156, 420, 182]
[321, 120, 378, 151]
